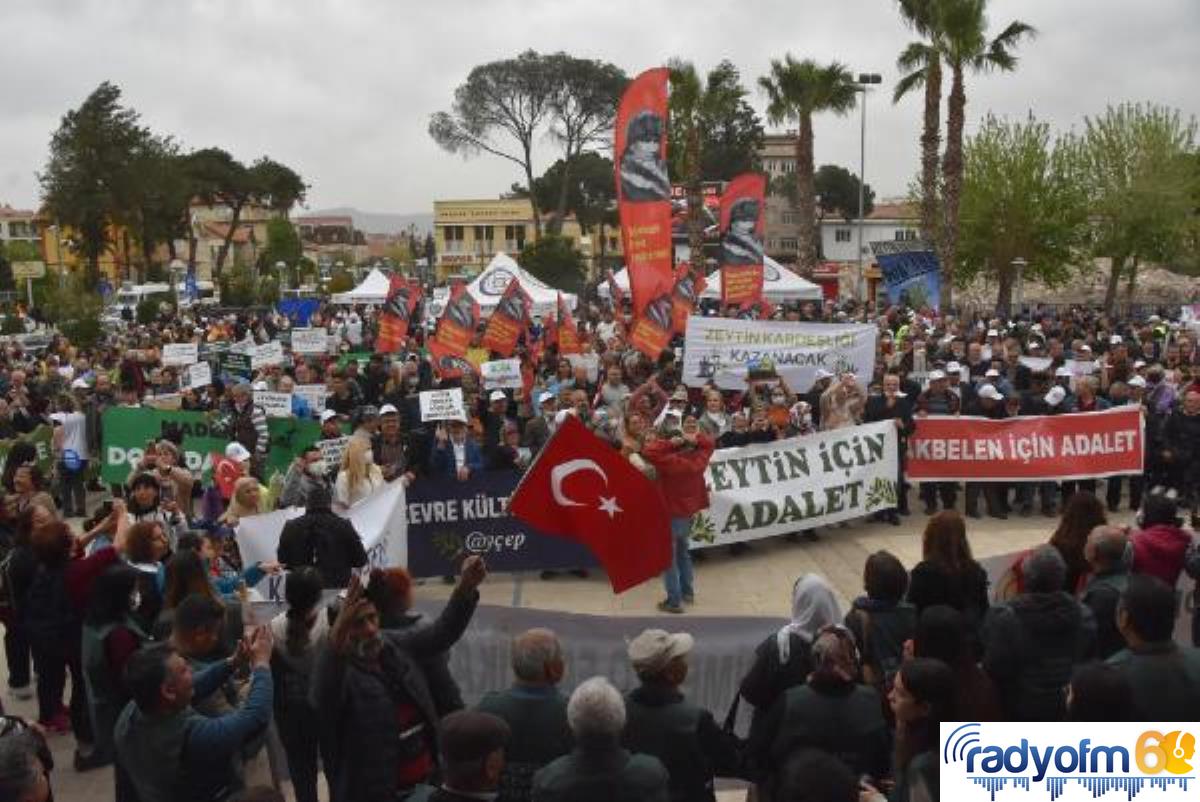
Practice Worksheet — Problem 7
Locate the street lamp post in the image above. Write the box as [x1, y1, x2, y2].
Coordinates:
[49, 224, 65, 289]
[1011, 257, 1028, 315]
[168, 258, 186, 309]
[854, 73, 882, 304]
[275, 260, 287, 294]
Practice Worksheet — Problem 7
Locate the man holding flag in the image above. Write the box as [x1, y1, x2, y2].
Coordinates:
[641, 412, 714, 614]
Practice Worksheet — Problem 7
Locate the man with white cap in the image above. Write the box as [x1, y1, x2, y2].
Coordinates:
[964, 383, 1009, 519]
[480, 389, 516, 466]
[804, 369, 835, 429]
[372, 403, 414, 484]
[622, 629, 741, 802]
[915, 369, 961, 515]
[522, 391, 558, 456]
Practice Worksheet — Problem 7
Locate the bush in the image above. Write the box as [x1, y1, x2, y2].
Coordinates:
[136, 299, 160, 325]
[326, 269, 354, 294]
[40, 275, 104, 348]
[219, 262, 259, 308]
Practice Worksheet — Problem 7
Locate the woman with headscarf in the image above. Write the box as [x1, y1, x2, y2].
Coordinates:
[738, 574, 842, 715]
[748, 626, 890, 797]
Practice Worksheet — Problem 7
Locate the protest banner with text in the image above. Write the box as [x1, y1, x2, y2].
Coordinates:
[905, 406, 1143, 481]
[695, 421, 899, 547]
[870, 240, 941, 312]
[289, 328, 328, 355]
[419, 388, 467, 422]
[480, 359, 523, 390]
[406, 471, 595, 578]
[161, 343, 199, 366]
[681, 317, 877, 392]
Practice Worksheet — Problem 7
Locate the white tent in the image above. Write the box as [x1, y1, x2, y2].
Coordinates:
[465, 253, 576, 317]
[599, 255, 823, 302]
[331, 268, 392, 305]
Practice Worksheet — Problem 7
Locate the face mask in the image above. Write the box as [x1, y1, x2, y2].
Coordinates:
[307, 460, 327, 477]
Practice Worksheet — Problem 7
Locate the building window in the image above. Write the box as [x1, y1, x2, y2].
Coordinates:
[782, 211, 798, 225]
[780, 238, 798, 251]
[835, 229, 852, 243]
[444, 225, 464, 253]
[894, 229, 917, 241]
[503, 225, 525, 253]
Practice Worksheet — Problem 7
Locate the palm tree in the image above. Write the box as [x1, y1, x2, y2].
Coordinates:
[759, 57, 858, 274]
[894, 0, 945, 261]
[668, 60, 706, 272]
[938, 0, 1035, 309]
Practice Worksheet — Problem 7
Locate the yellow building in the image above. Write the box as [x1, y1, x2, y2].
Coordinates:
[40, 221, 125, 286]
[433, 198, 621, 282]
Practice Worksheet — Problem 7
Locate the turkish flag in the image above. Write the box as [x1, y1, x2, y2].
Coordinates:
[509, 415, 670, 593]
[211, 453, 241, 500]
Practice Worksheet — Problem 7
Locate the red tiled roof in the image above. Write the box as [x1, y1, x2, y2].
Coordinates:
[866, 202, 918, 221]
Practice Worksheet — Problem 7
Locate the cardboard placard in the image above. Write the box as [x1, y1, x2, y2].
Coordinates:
[254, 391, 293, 418]
[481, 359, 523, 390]
[318, 435, 350, 468]
[293, 384, 327, 415]
[290, 328, 328, 355]
[419, 388, 467, 422]
[161, 343, 199, 367]
[252, 341, 285, 369]
[186, 362, 212, 390]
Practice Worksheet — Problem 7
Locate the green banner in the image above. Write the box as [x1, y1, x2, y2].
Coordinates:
[336, 352, 373, 369]
[216, 352, 252, 378]
[0, 426, 54, 476]
[101, 407, 324, 486]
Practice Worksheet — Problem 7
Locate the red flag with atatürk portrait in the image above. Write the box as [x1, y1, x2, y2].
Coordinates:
[670, 264, 706, 336]
[480, 277, 531, 357]
[377, 276, 422, 353]
[719, 172, 766, 308]
[434, 282, 478, 357]
[509, 415, 670, 593]
[616, 68, 674, 320]
[555, 293, 581, 355]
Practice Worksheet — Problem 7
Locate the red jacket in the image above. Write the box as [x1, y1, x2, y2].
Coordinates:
[642, 434, 715, 518]
[1132, 523, 1193, 587]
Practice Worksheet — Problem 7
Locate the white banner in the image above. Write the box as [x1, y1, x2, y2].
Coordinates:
[290, 328, 328, 355]
[237, 481, 408, 602]
[420, 388, 467, 422]
[254, 390, 293, 418]
[186, 362, 212, 390]
[481, 359, 523, 390]
[681, 317, 877, 393]
[162, 342, 199, 367]
[565, 353, 601, 383]
[251, 341, 285, 369]
[294, 384, 327, 415]
[694, 421, 899, 547]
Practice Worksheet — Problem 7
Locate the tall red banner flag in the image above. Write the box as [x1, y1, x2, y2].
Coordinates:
[719, 173, 766, 308]
[376, 275, 422, 353]
[434, 282, 479, 357]
[480, 278, 531, 357]
[555, 293, 581, 355]
[510, 415, 670, 593]
[616, 68, 673, 320]
[670, 264, 706, 336]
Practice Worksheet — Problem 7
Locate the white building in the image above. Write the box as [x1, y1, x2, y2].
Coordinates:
[818, 201, 920, 263]
[0, 205, 41, 248]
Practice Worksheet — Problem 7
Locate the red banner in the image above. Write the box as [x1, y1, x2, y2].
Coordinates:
[670, 265, 705, 336]
[719, 172, 766, 308]
[905, 407, 1144, 482]
[376, 276, 422, 353]
[616, 67, 673, 319]
[480, 278, 531, 357]
[428, 338, 478, 381]
[555, 293, 581, 355]
[628, 312, 672, 360]
[434, 282, 478, 357]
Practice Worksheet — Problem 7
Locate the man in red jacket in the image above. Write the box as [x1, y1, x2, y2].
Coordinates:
[642, 412, 715, 614]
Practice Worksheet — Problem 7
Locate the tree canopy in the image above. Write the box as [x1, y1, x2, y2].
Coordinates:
[519, 234, 586, 295]
[813, 164, 875, 220]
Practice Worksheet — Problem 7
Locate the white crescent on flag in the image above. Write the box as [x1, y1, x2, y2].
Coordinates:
[549, 459, 608, 507]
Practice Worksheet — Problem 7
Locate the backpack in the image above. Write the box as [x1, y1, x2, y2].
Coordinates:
[23, 564, 78, 648]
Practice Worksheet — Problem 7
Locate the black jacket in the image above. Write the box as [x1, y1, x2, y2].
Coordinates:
[532, 737, 669, 802]
[477, 684, 573, 802]
[622, 682, 743, 802]
[862, 394, 916, 444]
[749, 679, 889, 788]
[1080, 568, 1130, 659]
[738, 632, 813, 715]
[982, 591, 1097, 721]
[311, 586, 480, 802]
[844, 597, 918, 682]
[277, 509, 368, 589]
[1107, 641, 1200, 722]
[906, 560, 990, 629]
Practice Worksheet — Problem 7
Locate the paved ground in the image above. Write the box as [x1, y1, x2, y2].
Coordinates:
[16, 499, 1138, 801]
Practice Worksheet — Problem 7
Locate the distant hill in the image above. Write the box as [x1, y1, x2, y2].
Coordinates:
[306, 207, 433, 235]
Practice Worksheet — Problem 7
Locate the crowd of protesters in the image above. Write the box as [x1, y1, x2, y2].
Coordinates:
[0, 286, 1198, 801]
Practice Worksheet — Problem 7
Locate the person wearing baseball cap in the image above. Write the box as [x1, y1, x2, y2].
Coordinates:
[915, 365, 961, 515]
[622, 628, 740, 802]
[964, 382, 1009, 520]
[523, 392, 558, 456]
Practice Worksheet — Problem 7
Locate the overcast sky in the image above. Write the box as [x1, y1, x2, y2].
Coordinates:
[2, 0, 1197, 220]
